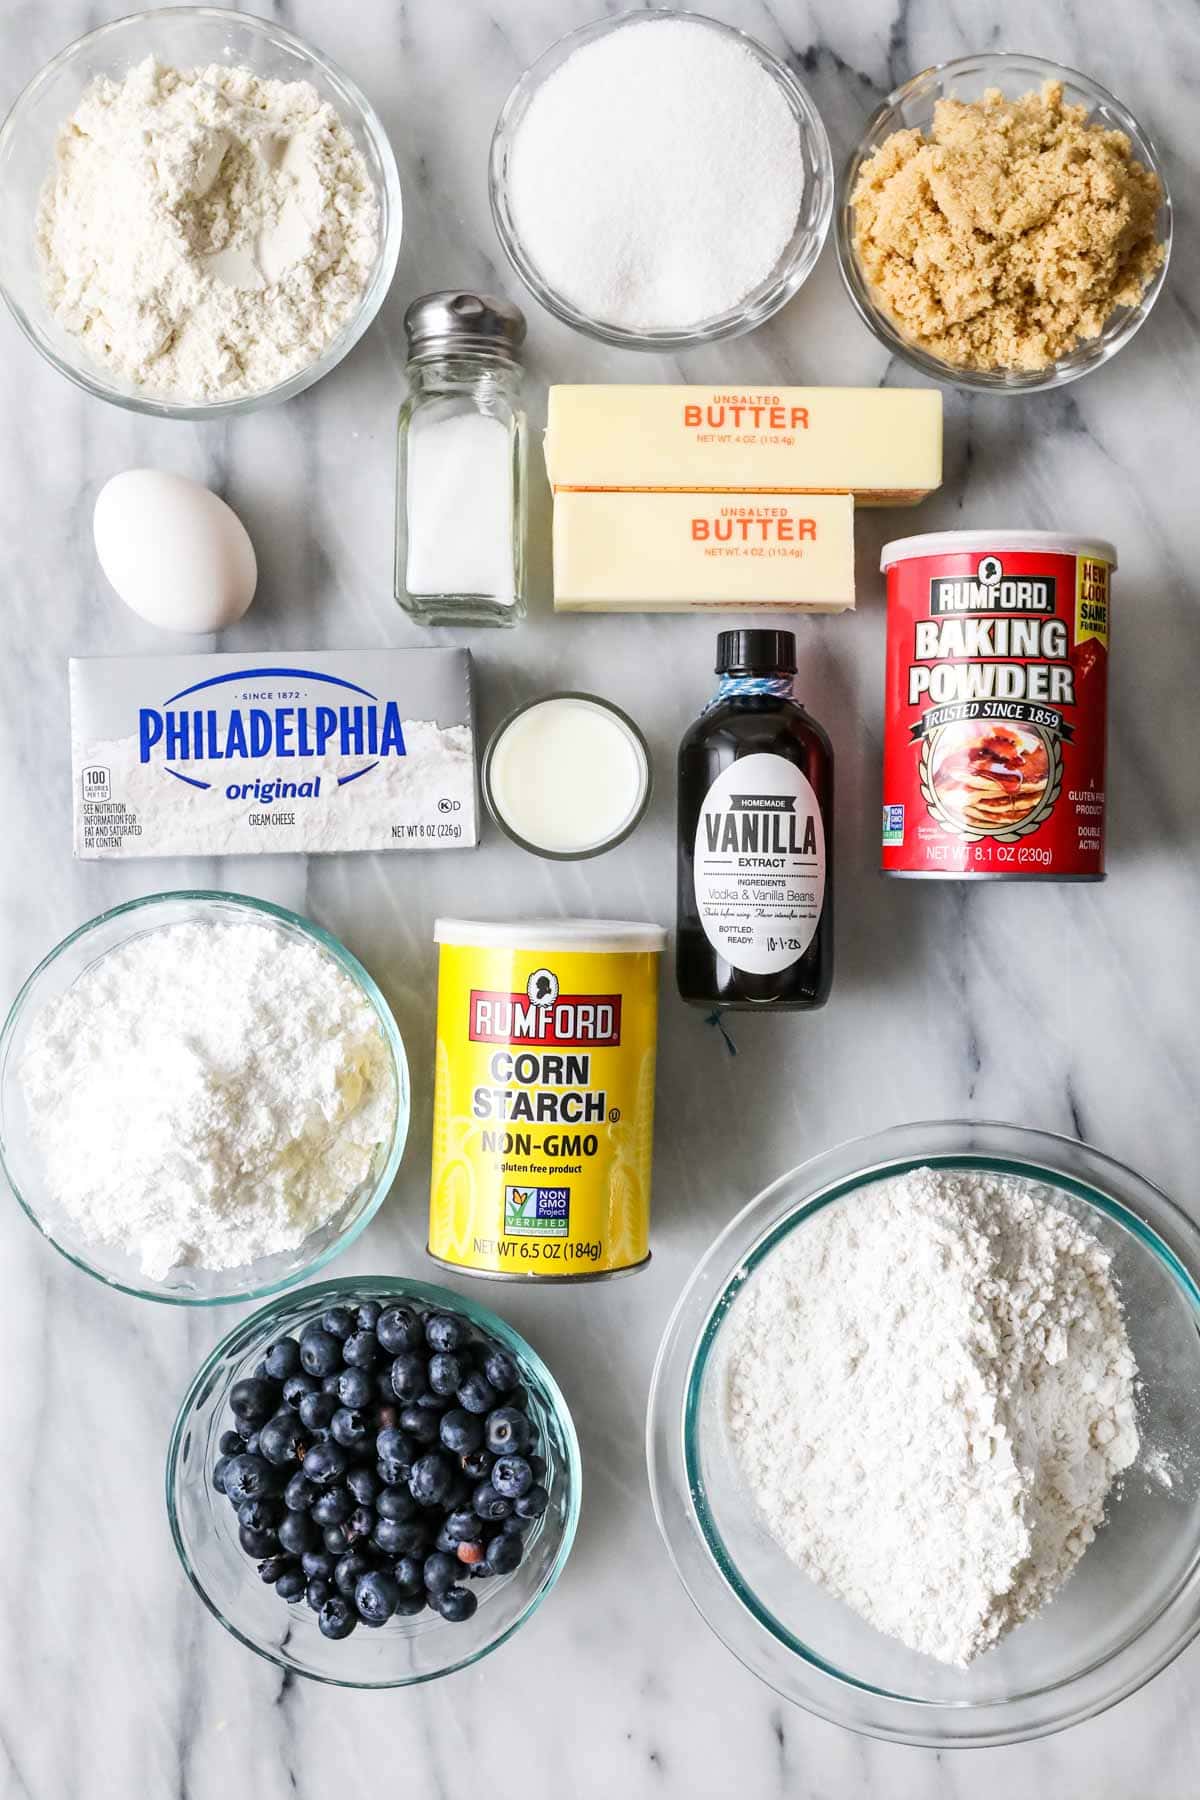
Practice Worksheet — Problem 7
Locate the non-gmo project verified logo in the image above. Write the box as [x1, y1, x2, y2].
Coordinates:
[504, 1186, 570, 1237]
[882, 803, 906, 847]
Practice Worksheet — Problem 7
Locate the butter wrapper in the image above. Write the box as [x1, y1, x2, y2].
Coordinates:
[70, 649, 478, 859]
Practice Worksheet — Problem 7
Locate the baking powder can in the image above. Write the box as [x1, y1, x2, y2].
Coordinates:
[881, 531, 1115, 880]
[428, 918, 665, 1281]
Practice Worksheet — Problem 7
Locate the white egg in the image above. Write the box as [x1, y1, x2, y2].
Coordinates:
[93, 469, 258, 634]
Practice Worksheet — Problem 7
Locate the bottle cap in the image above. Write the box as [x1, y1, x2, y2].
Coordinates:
[404, 291, 527, 363]
[715, 630, 797, 676]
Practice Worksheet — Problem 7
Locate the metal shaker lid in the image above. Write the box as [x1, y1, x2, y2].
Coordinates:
[403, 291, 527, 362]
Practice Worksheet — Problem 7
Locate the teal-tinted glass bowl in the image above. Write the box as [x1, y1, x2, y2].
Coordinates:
[0, 890, 409, 1304]
[167, 1275, 581, 1685]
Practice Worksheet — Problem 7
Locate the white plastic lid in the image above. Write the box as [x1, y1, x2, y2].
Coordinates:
[434, 917, 667, 954]
[881, 530, 1117, 571]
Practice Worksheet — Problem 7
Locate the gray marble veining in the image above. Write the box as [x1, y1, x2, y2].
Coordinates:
[1, 2, 1199, 1795]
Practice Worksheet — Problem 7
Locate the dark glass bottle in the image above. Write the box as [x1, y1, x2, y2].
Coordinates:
[677, 630, 833, 1012]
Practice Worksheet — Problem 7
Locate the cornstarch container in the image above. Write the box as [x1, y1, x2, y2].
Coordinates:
[428, 919, 665, 1281]
[881, 531, 1115, 880]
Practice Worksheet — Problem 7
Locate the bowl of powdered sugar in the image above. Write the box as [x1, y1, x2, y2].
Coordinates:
[0, 891, 408, 1304]
[0, 9, 402, 415]
[490, 10, 833, 348]
[647, 1120, 1200, 1746]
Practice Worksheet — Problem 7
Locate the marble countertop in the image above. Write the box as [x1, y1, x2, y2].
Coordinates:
[2, 2, 1199, 1795]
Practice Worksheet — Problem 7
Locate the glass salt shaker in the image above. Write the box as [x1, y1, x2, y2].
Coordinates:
[395, 290, 528, 627]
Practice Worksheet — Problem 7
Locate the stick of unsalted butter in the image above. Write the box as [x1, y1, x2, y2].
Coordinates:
[545, 385, 942, 505]
[554, 492, 855, 613]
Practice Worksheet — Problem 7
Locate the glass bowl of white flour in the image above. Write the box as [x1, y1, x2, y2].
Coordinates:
[0, 891, 409, 1304]
[0, 8, 402, 416]
[647, 1120, 1200, 1746]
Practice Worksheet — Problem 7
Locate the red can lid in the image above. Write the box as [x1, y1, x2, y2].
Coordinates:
[880, 529, 1117, 571]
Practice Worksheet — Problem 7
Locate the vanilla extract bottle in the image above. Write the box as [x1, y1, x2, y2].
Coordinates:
[677, 630, 833, 1011]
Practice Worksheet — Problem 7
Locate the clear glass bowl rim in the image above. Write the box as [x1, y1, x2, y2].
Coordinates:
[481, 690, 653, 861]
[488, 6, 834, 351]
[0, 5, 403, 418]
[646, 1118, 1200, 1747]
[0, 888, 410, 1305]
[166, 1272, 583, 1686]
[834, 52, 1174, 393]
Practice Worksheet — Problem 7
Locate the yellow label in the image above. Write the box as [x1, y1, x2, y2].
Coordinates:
[429, 943, 659, 1277]
[1075, 556, 1111, 648]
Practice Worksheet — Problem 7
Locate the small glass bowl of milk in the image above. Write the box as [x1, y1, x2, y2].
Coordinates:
[482, 693, 652, 859]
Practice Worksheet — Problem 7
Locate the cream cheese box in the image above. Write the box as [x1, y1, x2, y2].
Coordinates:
[69, 649, 477, 859]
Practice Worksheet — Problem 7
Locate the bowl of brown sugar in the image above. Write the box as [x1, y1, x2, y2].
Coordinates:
[836, 54, 1172, 392]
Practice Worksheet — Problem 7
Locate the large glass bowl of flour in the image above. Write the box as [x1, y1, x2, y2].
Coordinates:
[0, 8, 402, 417]
[0, 891, 409, 1305]
[647, 1120, 1200, 1746]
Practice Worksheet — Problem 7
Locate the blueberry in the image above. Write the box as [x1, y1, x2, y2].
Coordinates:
[278, 1511, 317, 1556]
[321, 1372, 345, 1396]
[443, 1507, 481, 1544]
[425, 1313, 467, 1354]
[230, 1377, 279, 1426]
[282, 1372, 321, 1410]
[242, 1431, 261, 1457]
[219, 1430, 246, 1457]
[457, 1372, 500, 1416]
[259, 1412, 306, 1468]
[257, 1555, 292, 1584]
[346, 1505, 376, 1544]
[330, 1407, 370, 1450]
[275, 1567, 306, 1603]
[461, 1448, 494, 1481]
[515, 1484, 549, 1520]
[473, 1481, 512, 1522]
[300, 1545, 336, 1579]
[264, 1338, 302, 1381]
[434, 1525, 459, 1555]
[400, 1404, 440, 1445]
[321, 1306, 355, 1341]
[356, 1301, 383, 1330]
[388, 1352, 426, 1403]
[428, 1352, 464, 1397]
[491, 1455, 533, 1499]
[299, 1329, 342, 1378]
[439, 1409, 484, 1456]
[393, 1553, 424, 1594]
[337, 1367, 374, 1410]
[423, 1551, 458, 1596]
[409, 1452, 455, 1508]
[333, 1551, 373, 1599]
[319, 1595, 357, 1639]
[212, 1456, 232, 1496]
[223, 1454, 274, 1506]
[456, 1539, 486, 1567]
[299, 1392, 339, 1435]
[376, 1484, 416, 1523]
[237, 1497, 281, 1534]
[355, 1570, 400, 1625]
[343, 1330, 381, 1370]
[239, 1524, 279, 1558]
[485, 1407, 532, 1456]
[528, 1454, 547, 1481]
[311, 1485, 355, 1527]
[486, 1531, 523, 1575]
[303, 1442, 347, 1487]
[394, 1590, 428, 1618]
[437, 1585, 478, 1623]
[376, 1427, 415, 1485]
[374, 1519, 428, 1558]
[377, 1371, 399, 1404]
[347, 1466, 381, 1506]
[306, 1577, 333, 1611]
[414, 1391, 450, 1416]
[377, 1306, 423, 1354]
[284, 1471, 317, 1512]
[482, 1347, 519, 1393]
[323, 1524, 352, 1556]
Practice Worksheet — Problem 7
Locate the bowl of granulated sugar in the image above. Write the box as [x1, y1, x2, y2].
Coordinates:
[490, 9, 833, 348]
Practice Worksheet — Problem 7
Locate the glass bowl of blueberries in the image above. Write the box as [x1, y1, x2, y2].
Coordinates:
[167, 1277, 581, 1685]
